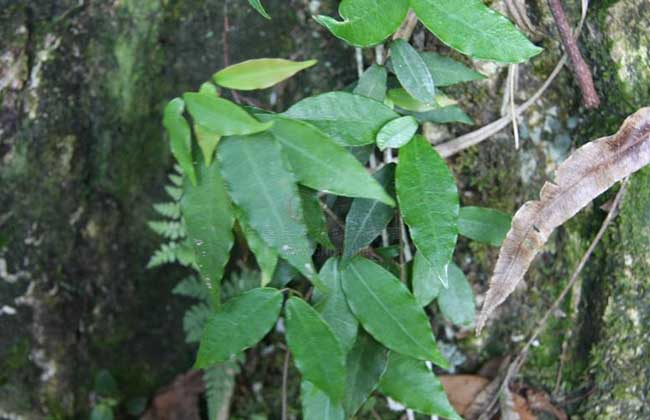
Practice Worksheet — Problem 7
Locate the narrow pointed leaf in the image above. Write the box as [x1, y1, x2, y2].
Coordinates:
[314, 0, 409, 47]
[343, 164, 396, 259]
[341, 257, 448, 367]
[299, 187, 334, 250]
[376, 116, 418, 151]
[259, 116, 395, 205]
[438, 264, 475, 327]
[354, 64, 388, 102]
[396, 136, 459, 287]
[412, 252, 442, 307]
[183, 92, 272, 136]
[195, 287, 283, 368]
[458, 206, 511, 246]
[218, 133, 320, 288]
[181, 161, 234, 307]
[301, 381, 345, 420]
[234, 207, 278, 286]
[194, 124, 220, 166]
[163, 98, 196, 185]
[213, 58, 317, 90]
[409, 106, 474, 125]
[419, 51, 485, 86]
[390, 40, 435, 104]
[344, 332, 389, 416]
[247, 0, 271, 19]
[283, 92, 398, 147]
[285, 297, 346, 402]
[410, 0, 542, 63]
[378, 352, 460, 419]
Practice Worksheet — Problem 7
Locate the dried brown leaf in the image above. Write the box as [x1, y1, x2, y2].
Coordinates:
[439, 375, 490, 415]
[477, 108, 650, 332]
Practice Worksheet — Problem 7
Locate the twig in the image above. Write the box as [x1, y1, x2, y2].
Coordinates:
[281, 349, 290, 420]
[392, 10, 418, 41]
[508, 64, 521, 149]
[547, 0, 600, 108]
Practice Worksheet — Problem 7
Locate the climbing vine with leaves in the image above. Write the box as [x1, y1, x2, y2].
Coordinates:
[158, 0, 542, 417]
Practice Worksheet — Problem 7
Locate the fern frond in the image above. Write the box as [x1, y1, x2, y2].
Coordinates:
[147, 242, 181, 268]
[165, 185, 183, 201]
[147, 220, 185, 239]
[153, 202, 181, 219]
[168, 173, 184, 187]
[173, 275, 211, 302]
[221, 268, 260, 299]
[204, 360, 242, 420]
[183, 303, 213, 343]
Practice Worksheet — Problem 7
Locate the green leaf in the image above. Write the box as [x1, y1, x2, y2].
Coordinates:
[344, 332, 388, 416]
[410, 0, 542, 63]
[376, 116, 418, 151]
[314, 258, 359, 353]
[163, 98, 196, 185]
[301, 381, 346, 420]
[213, 58, 317, 90]
[285, 297, 346, 402]
[218, 133, 321, 288]
[259, 116, 395, 205]
[396, 135, 459, 287]
[458, 206, 511, 246]
[283, 92, 399, 147]
[299, 187, 334, 250]
[354, 64, 388, 102]
[419, 51, 485, 86]
[195, 288, 283, 368]
[343, 164, 395, 259]
[234, 207, 278, 286]
[386, 88, 436, 113]
[181, 161, 234, 307]
[438, 264, 475, 326]
[340, 257, 448, 367]
[409, 106, 474, 125]
[314, 0, 409, 47]
[412, 252, 442, 307]
[378, 352, 460, 419]
[248, 0, 271, 19]
[390, 39, 435, 104]
[183, 92, 273, 136]
[90, 404, 114, 420]
[194, 124, 220, 166]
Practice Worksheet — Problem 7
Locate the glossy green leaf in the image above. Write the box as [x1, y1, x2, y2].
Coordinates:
[410, 0, 542, 63]
[183, 92, 272, 136]
[259, 116, 395, 205]
[283, 92, 399, 147]
[213, 59, 317, 90]
[376, 116, 418, 151]
[285, 297, 346, 402]
[218, 133, 321, 288]
[438, 264, 475, 326]
[390, 39, 435, 104]
[412, 251, 442, 307]
[299, 187, 334, 250]
[314, 0, 409, 47]
[195, 288, 283, 368]
[234, 207, 278, 286]
[343, 164, 395, 259]
[194, 124, 220, 166]
[344, 332, 388, 416]
[378, 352, 460, 419]
[301, 381, 345, 420]
[248, 0, 271, 19]
[396, 136, 459, 287]
[419, 51, 485, 86]
[314, 258, 358, 353]
[163, 98, 196, 185]
[181, 161, 234, 307]
[354, 64, 388, 102]
[387, 88, 436, 113]
[340, 257, 447, 367]
[458, 206, 511, 246]
[198, 82, 218, 95]
[409, 106, 474, 125]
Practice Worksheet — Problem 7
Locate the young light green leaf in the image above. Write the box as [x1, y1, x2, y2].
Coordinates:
[343, 164, 396, 259]
[234, 207, 278, 286]
[412, 251, 442, 307]
[410, 0, 542, 63]
[283, 92, 398, 147]
[198, 82, 218, 95]
[193, 124, 220, 166]
[259, 116, 395, 205]
[409, 106, 474, 125]
[301, 381, 345, 420]
[299, 187, 334, 250]
[438, 264, 475, 327]
[183, 92, 272, 136]
[195, 287, 283, 368]
[285, 297, 347, 402]
[376, 116, 418, 151]
[181, 161, 234, 307]
[163, 98, 196, 185]
[354, 64, 388, 102]
[390, 39, 436, 104]
[396, 136, 459, 287]
[378, 352, 460, 419]
[340, 257, 448, 367]
[344, 332, 389, 416]
[314, 258, 359, 353]
[213, 58, 317, 90]
[387, 88, 436, 113]
[218, 133, 321, 289]
[459, 206, 511, 246]
[419, 51, 485, 86]
[247, 0, 271, 19]
[314, 0, 409, 47]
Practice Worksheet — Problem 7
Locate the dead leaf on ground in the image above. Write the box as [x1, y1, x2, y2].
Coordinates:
[140, 370, 204, 420]
[440, 375, 490, 415]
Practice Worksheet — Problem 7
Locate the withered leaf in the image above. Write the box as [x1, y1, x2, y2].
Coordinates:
[477, 108, 650, 333]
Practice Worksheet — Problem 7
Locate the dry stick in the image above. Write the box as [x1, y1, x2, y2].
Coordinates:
[508, 64, 521, 149]
[547, 0, 600, 109]
[281, 349, 290, 420]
